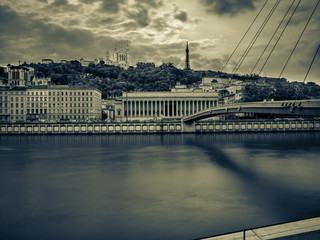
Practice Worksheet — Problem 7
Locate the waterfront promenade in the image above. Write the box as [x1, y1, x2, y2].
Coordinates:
[199, 217, 320, 240]
[0, 119, 320, 134]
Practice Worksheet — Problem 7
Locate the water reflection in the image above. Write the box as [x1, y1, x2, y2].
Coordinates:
[0, 133, 319, 240]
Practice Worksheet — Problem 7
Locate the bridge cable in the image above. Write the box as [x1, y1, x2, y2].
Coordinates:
[232, 1, 279, 74]
[221, 0, 269, 72]
[232, 0, 280, 75]
[279, 0, 320, 77]
[295, 43, 320, 101]
[250, 0, 296, 75]
[258, 0, 301, 76]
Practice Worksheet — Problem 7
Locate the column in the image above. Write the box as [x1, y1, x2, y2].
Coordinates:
[141, 100, 144, 117]
[131, 101, 133, 118]
[132, 101, 135, 117]
[176, 100, 179, 117]
[165, 100, 168, 116]
[136, 101, 139, 117]
[151, 100, 154, 117]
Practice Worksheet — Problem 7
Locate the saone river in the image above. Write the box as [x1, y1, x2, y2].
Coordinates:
[0, 133, 320, 240]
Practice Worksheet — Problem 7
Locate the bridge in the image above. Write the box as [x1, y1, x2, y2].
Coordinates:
[183, 99, 320, 123]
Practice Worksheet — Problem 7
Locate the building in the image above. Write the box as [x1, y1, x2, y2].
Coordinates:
[26, 86, 101, 121]
[42, 59, 54, 64]
[0, 87, 26, 122]
[114, 91, 223, 121]
[80, 58, 99, 67]
[0, 65, 102, 122]
[106, 41, 130, 69]
[6, 65, 35, 87]
[0, 86, 102, 122]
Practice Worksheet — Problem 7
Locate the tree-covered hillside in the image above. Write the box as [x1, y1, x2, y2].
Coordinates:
[19, 61, 320, 101]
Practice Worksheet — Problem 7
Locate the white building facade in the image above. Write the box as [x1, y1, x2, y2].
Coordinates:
[115, 91, 222, 121]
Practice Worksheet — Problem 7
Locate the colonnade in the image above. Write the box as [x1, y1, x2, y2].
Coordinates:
[123, 99, 218, 118]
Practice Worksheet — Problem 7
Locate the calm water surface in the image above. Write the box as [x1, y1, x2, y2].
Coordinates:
[0, 133, 320, 240]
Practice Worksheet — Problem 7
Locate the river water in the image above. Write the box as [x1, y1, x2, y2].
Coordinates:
[0, 133, 320, 240]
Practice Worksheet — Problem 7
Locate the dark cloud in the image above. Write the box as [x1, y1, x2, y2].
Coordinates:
[0, 4, 115, 64]
[99, 0, 127, 13]
[174, 10, 188, 22]
[190, 53, 224, 70]
[46, 0, 80, 12]
[126, 7, 150, 27]
[150, 16, 170, 31]
[131, 42, 187, 67]
[79, 0, 127, 13]
[199, 0, 256, 15]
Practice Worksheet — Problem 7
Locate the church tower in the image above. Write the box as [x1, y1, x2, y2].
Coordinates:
[106, 40, 130, 69]
[185, 41, 190, 70]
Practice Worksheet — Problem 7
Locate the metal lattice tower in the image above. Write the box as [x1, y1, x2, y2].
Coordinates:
[185, 41, 190, 70]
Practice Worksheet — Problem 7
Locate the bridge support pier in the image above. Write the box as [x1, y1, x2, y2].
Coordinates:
[181, 120, 195, 133]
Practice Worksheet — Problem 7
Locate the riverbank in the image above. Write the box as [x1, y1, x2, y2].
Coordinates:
[1, 119, 320, 134]
[199, 216, 320, 240]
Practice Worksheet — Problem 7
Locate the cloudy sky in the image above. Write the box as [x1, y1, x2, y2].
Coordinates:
[1, 0, 319, 83]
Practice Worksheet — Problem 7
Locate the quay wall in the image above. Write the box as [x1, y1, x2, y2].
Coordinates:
[1, 119, 320, 134]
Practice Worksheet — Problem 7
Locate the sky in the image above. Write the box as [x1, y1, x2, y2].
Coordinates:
[0, 0, 319, 83]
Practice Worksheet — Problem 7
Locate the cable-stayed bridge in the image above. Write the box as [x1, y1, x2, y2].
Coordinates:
[183, 99, 320, 123]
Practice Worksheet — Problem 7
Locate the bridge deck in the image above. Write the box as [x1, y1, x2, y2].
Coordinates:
[184, 99, 320, 123]
[199, 217, 320, 240]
